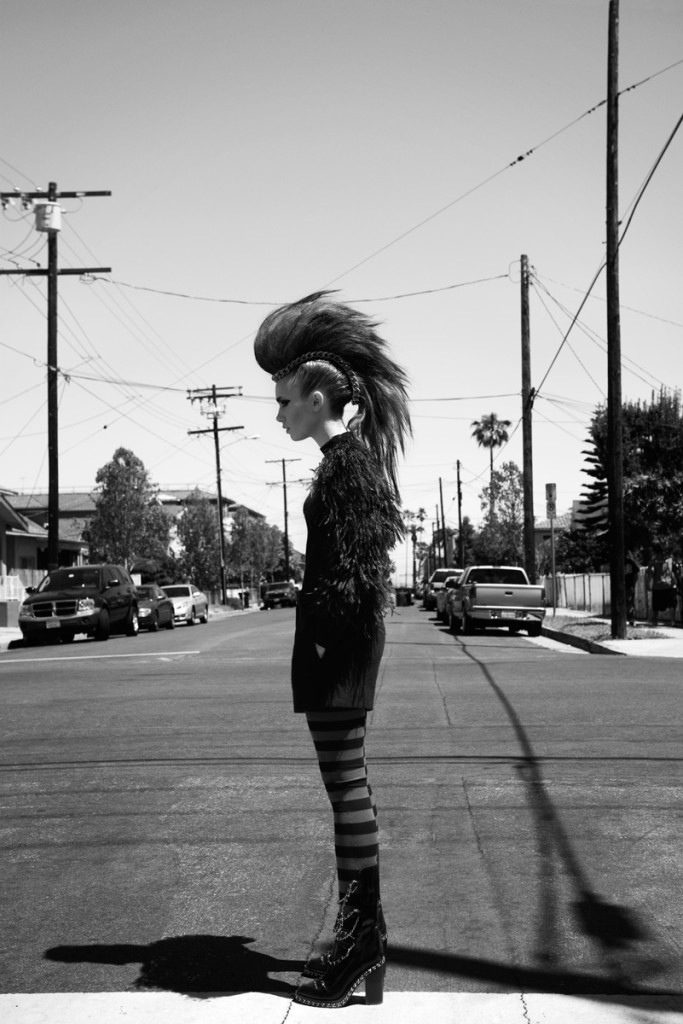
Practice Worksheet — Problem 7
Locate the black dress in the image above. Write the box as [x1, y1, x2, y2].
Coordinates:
[290, 432, 403, 712]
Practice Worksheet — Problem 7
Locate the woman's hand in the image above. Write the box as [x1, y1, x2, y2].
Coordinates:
[315, 643, 326, 659]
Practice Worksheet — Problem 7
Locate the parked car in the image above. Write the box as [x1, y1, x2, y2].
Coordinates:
[435, 572, 463, 622]
[446, 565, 546, 636]
[135, 584, 175, 631]
[161, 583, 209, 625]
[261, 580, 298, 609]
[18, 563, 139, 644]
[422, 568, 461, 611]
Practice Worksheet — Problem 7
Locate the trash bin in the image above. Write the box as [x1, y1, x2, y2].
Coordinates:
[241, 591, 250, 608]
[395, 587, 413, 607]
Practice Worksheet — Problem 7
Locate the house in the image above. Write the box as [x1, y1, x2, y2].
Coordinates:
[1, 488, 86, 584]
[9, 488, 265, 563]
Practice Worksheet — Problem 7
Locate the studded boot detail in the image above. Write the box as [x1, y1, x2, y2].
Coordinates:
[295, 867, 385, 1008]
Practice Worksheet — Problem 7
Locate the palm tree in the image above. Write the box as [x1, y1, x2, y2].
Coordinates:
[471, 412, 512, 518]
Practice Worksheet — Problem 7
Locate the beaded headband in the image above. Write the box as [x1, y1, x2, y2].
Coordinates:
[271, 350, 361, 405]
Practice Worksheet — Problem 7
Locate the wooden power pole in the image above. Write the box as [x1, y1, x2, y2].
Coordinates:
[187, 386, 243, 604]
[606, 0, 627, 638]
[520, 254, 536, 583]
[0, 182, 111, 569]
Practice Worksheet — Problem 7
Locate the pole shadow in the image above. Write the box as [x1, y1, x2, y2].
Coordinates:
[454, 638, 666, 984]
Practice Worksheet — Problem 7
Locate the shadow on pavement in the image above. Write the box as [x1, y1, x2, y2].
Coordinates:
[387, 944, 680, 1005]
[44, 934, 302, 997]
[452, 637, 672, 989]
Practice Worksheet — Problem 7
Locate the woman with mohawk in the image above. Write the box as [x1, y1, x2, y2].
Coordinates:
[254, 292, 410, 1008]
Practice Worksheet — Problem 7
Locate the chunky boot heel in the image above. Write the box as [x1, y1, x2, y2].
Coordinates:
[364, 961, 385, 1005]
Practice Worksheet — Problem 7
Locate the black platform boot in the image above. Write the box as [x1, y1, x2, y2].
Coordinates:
[295, 867, 385, 1008]
[302, 897, 387, 979]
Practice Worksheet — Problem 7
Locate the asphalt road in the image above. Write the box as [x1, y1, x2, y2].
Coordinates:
[1, 605, 681, 1004]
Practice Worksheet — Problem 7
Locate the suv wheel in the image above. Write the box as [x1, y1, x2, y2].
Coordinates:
[95, 610, 110, 641]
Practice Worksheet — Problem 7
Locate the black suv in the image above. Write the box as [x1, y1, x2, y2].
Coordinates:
[260, 581, 298, 609]
[18, 564, 139, 645]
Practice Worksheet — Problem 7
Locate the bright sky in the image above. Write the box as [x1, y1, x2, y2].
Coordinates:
[1, 1, 682, 580]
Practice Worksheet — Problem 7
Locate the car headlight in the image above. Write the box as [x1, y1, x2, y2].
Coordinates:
[139, 607, 151, 617]
[19, 602, 34, 617]
[77, 597, 96, 613]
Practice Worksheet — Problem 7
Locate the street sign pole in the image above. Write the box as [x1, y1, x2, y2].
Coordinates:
[546, 483, 557, 616]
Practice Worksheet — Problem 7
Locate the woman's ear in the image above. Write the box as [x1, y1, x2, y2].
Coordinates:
[310, 389, 324, 411]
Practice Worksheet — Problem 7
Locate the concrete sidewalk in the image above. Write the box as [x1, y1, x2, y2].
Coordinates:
[2, 992, 682, 1024]
[542, 609, 683, 658]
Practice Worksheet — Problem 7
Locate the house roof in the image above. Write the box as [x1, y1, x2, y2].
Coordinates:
[0, 492, 29, 530]
[535, 510, 573, 531]
[11, 488, 265, 521]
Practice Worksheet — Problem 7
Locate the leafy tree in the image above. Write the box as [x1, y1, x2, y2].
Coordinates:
[175, 489, 222, 592]
[579, 388, 683, 554]
[86, 448, 170, 567]
[456, 515, 477, 567]
[226, 508, 296, 585]
[547, 526, 609, 575]
[471, 413, 512, 518]
[474, 461, 524, 564]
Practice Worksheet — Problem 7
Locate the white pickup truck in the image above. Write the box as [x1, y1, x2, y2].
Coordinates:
[446, 565, 546, 637]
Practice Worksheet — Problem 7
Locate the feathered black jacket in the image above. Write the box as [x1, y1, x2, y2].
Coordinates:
[286, 432, 401, 712]
[302, 431, 403, 644]
[291, 431, 403, 711]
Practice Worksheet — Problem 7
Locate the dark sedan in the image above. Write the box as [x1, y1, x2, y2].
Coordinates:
[135, 584, 175, 631]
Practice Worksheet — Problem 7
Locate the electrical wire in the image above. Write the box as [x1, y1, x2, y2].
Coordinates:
[322, 60, 683, 288]
[88, 271, 508, 307]
[533, 111, 683, 401]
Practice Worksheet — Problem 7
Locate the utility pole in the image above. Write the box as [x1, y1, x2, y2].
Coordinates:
[456, 460, 464, 567]
[0, 182, 111, 568]
[266, 458, 301, 579]
[439, 477, 448, 566]
[187, 386, 243, 605]
[606, 0, 626, 639]
[520, 254, 536, 583]
[434, 505, 442, 567]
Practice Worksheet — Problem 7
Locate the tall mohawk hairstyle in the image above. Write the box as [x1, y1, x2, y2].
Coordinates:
[254, 292, 411, 496]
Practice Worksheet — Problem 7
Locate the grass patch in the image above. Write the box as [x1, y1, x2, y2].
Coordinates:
[546, 615, 667, 643]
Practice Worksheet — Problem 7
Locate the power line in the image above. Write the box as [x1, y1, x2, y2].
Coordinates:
[321, 59, 683, 287]
[87, 271, 508, 306]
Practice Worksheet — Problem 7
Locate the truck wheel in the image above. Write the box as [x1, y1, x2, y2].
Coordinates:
[448, 611, 460, 634]
[528, 623, 542, 637]
[463, 612, 475, 635]
[94, 610, 110, 641]
[125, 607, 139, 637]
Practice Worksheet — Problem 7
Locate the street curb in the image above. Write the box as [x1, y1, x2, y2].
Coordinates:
[0, 605, 262, 653]
[541, 624, 623, 656]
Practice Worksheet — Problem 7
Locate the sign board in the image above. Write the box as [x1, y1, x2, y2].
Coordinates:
[545, 482, 557, 520]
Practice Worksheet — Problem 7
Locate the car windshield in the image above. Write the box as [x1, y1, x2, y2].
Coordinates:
[37, 568, 99, 591]
[163, 585, 191, 597]
[431, 569, 459, 583]
[136, 586, 156, 598]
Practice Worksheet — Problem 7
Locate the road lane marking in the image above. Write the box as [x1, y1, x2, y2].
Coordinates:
[0, 650, 200, 665]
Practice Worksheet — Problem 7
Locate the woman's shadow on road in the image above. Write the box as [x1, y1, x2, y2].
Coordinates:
[45, 934, 303, 997]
